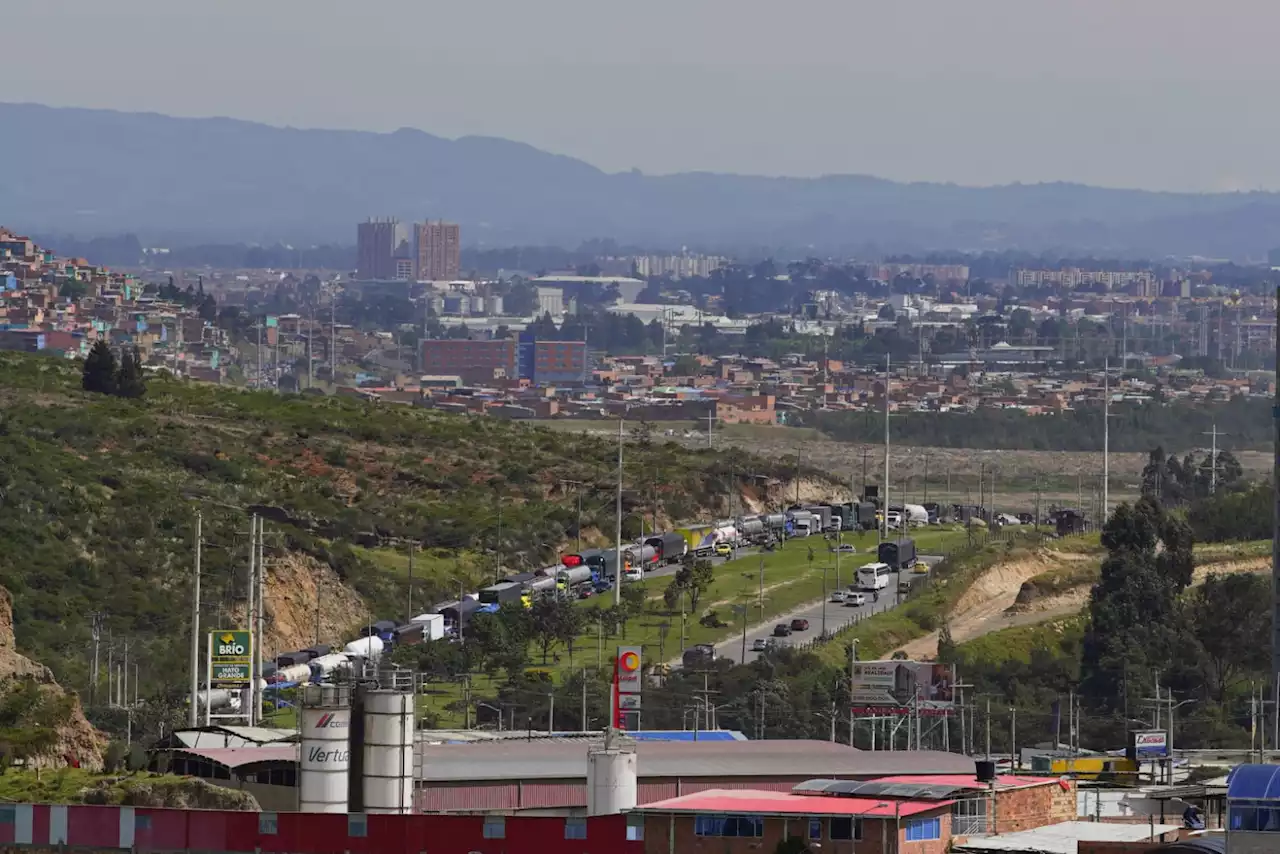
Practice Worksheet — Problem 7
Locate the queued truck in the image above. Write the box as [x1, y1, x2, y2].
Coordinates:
[645, 532, 689, 565]
[803, 504, 835, 533]
[877, 537, 918, 570]
[736, 515, 766, 545]
[786, 509, 814, 537]
[564, 548, 622, 582]
[677, 524, 719, 556]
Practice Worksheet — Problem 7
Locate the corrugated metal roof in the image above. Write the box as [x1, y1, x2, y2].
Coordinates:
[170, 726, 297, 749]
[953, 820, 1180, 853]
[174, 746, 298, 770]
[636, 789, 949, 818]
[415, 740, 975, 783]
[873, 773, 1062, 791]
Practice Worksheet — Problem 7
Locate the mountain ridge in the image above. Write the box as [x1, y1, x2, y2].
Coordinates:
[3, 101, 1280, 257]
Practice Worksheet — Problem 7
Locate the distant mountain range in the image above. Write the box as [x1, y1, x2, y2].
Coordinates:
[3, 101, 1280, 259]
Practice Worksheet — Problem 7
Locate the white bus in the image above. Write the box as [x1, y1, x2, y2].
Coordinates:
[856, 562, 892, 591]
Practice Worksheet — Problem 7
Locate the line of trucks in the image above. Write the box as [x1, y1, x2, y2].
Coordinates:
[198, 503, 911, 713]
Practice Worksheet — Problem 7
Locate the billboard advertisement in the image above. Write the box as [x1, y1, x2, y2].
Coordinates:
[209, 630, 252, 687]
[849, 660, 954, 717]
[1128, 730, 1168, 759]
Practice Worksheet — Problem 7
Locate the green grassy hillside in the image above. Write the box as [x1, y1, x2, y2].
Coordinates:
[0, 351, 817, 713]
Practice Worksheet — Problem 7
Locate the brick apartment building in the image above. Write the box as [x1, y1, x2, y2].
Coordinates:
[420, 336, 588, 385]
[415, 220, 461, 281]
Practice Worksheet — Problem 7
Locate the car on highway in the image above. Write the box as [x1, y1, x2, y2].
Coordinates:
[682, 643, 717, 667]
[772, 623, 793, 637]
[834, 544, 859, 553]
[912, 561, 930, 574]
[752, 638, 769, 652]
[790, 618, 810, 631]
[843, 591, 867, 607]
[714, 542, 732, 557]
[898, 579, 912, 595]
[829, 590, 847, 604]
[623, 567, 644, 581]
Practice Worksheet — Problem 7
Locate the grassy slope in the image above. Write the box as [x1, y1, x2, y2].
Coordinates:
[0, 351, 813, 702]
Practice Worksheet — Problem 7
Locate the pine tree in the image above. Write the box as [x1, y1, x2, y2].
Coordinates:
[115, 345, 147, 399]
[81, 341, 118, 395]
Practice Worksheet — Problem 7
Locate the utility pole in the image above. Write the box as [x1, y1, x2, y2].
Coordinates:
[256, 321, 263, 389]
[614, 416, 624, 614]
[562, 480, 585, 553]
[707, 408, 714, 449]
[923, 453, 930, 507]
[1010, 706, 1017, 771]
[581, 670, 587, 731]
[1103, 357, 1110, 522]
[795, 448, 803, 506]
[306, 305, 314, 389]
[255, 515, 266, 726]
[985, 697, 991, 758]
[407, 542, 416, 622]
[90, 611, 105, 707]
[883, 355, 891, 540]
[246, 514, 257, 726]
[1202, 424, 1222, 494]
[188, 510, 201, 727]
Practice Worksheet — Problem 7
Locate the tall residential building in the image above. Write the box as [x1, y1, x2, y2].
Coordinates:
[356, 218, 408, 280]
[415, 220, 461, 281]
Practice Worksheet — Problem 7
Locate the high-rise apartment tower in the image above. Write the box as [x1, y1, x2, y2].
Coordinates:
[415, 221, 461, 281]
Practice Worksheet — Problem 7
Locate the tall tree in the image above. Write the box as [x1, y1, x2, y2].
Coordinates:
[1185, 573, 1270, 702]
[1081, 498, 1195, 705]
[115, 345, 147, 399]
[81, 341, 118, 395]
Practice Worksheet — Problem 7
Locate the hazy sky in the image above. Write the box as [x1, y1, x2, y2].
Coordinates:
[8, 1, 1280, 191]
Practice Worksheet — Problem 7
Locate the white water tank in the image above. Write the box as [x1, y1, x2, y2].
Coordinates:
[298, 684, 352, 813]
[587, 731, 637, 816]
[362, 690, 414, 814]
[344, 636, 384, 659]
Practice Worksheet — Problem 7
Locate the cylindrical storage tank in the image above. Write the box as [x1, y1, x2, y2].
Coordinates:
[344, 636, 384, 659]
[299, 683, 352, 813]
[362, 690, 414, 814]
[270, 663, 312, 684]
[587, 743, 638, 815]
[764, 513, 786, 529]
[196, 688, 234, 711]
[309, 653, 350, 680]
[975, 759, 997, 783]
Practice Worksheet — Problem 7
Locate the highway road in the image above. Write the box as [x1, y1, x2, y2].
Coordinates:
[708, 553, 946, 665]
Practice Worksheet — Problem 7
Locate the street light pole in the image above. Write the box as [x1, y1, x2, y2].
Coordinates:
[188, 511, 201, 727]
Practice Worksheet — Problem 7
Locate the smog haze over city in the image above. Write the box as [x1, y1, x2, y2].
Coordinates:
[1, 3, 1280, 849]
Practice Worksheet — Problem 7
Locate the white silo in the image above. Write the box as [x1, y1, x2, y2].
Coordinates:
[298, 683, 352, 813]
[587, 729, 638, 816]
[362, 689, 415, 814]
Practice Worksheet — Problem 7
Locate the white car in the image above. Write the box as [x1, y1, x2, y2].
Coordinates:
[834, 544, 859, 553]
[829, 590, 846, 604]
[623, 568, 643, 582]
[844, 591, 867, 607]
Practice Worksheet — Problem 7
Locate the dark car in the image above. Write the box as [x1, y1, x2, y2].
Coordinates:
[576, 585, 594, 600]
[773, 623, 792, 637]
[790, 618, 810, 631]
